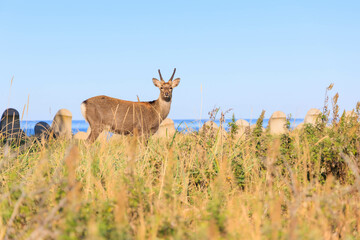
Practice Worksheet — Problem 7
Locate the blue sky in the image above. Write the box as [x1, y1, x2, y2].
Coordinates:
[0, 1, 359, 120]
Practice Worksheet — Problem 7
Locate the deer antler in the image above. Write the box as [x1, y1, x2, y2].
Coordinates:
[169, 68, 176, 82]
[158, 69, 164, 83]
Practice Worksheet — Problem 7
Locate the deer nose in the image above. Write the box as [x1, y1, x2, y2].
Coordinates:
[165, 92, 169, 97]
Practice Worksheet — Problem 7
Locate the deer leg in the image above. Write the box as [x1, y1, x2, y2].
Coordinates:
[87, 126, 102, 143]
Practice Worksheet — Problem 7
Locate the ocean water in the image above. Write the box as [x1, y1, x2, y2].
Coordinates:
[20, 119, 305, 136]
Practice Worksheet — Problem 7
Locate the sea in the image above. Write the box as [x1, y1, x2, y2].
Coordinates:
[21, 119, 305, 136]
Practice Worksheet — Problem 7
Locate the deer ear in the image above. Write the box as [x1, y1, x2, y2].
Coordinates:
[152, 78, 162, 88]
[172, 78, 180, 88]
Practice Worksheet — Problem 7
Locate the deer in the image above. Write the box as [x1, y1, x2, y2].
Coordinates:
[81, 68, 180, 142]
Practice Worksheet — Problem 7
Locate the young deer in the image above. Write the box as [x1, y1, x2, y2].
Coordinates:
[81, 68, 180, 142]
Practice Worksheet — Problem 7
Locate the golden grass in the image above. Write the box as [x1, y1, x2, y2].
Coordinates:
[1, 115, 360, 239]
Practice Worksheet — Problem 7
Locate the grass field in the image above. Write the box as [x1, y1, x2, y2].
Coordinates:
[1, 97, 360, 239]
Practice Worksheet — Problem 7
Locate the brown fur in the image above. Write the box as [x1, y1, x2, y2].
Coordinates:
[81, 69, 180, 142]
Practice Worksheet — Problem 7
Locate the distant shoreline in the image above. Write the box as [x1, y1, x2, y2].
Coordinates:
[20, 119, 305, 136]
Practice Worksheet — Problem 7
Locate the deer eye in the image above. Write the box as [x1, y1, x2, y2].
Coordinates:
[160, 87, 163, 90]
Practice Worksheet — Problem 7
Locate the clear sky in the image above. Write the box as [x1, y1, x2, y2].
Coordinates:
[0, 0, 359, 120]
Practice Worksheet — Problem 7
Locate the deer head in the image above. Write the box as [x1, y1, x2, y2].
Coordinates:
[152, 68, 180, 102]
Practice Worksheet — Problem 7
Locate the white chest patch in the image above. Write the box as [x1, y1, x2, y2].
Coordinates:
[159, 101, 172, 118]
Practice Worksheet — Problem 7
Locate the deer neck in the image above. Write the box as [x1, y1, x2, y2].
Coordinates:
[155, 96, 172, 121]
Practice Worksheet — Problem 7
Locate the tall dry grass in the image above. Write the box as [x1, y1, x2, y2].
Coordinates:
[1, 94, 360, 239]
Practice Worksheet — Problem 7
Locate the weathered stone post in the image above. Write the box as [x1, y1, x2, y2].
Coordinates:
[294, 122, 304, 131]
[51, 109, 72, 139]
[73, 131, 89, 140]
[235, 119, 250, 139]
[0, 108, 24, 140]
[199, 121, 220, 135]
[199, 120, 227, 141]
[343, 110, 358, 124]
[110, 133, 125, 143]
[34, 121, 51, 140]
[154, 118, 176, 138]
[345, 110, 357, 119]
[268, 111, 287, 135]
[304, 108, 321, 125]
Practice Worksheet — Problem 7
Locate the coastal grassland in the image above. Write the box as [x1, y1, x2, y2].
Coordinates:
[1, 107, 360, 239]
